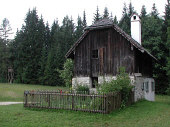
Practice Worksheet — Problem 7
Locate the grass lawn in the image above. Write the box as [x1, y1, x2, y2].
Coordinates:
[0, 83, 67, 102]
[0, 83, 170, 127]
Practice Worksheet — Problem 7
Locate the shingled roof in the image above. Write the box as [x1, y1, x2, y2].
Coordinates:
[65, 18, 156, 60]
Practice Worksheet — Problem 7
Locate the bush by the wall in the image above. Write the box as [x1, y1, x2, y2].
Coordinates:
[97, 67, 133, 107]
[75, 85, 90, 94]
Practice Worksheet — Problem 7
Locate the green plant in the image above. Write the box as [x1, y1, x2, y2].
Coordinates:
[75, 85, 89, 94]
[90, 98, 103, 110]
[58, 59, 74, 88]
[97, 67, 133, 107]
[166, 87, 170, 95]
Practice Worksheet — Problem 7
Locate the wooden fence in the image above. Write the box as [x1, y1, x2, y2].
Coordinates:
[24, 90, 134, 114]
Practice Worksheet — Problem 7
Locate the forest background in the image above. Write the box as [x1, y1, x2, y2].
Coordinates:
[0, 2, 169, 94]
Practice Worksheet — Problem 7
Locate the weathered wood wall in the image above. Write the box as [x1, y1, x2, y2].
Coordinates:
[134, 49, 153, 76]
[74, 28, 152, 77]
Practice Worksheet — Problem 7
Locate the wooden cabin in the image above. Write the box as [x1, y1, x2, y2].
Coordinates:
[66, 13, 156, 101]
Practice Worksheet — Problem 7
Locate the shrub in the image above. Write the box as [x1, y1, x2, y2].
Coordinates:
[58, 59, 73, 88]
[166, 87, 170, 95]
[75, 85, 90, 94]
[97, 67, 133, 107]
[98, 67, 132, 93]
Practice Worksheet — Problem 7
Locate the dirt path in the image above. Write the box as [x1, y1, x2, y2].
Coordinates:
[0, 102, 23, 105]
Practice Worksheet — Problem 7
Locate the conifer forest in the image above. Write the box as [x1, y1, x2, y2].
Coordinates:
[0, 2, 169, 94]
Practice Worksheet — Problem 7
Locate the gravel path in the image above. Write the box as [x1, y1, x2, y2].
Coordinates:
[0, 102, 23, 105]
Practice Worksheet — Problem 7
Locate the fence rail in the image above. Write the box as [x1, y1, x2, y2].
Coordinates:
[24, 90, 134, 114]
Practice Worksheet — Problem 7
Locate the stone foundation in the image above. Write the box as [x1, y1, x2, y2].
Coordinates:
[134, 77, 144, 101]
[72, 75, 155, 101]
[72, 77, 91, 89]
[134, 76, 155, 101]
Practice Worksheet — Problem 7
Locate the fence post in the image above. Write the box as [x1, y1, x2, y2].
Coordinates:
[106, 94, 109, 113]
[72, 94, 74, 110]
[48, 92, 51, 108]
[24, 91, 28, 107]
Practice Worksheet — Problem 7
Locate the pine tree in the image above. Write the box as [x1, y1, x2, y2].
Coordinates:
[11, 29, 25, 83]
[74, 15, 84, 41]
[141, 5, 148, 42]
[61, 16, 75, 53]
[113, 16, 118, 25]
[0, 18, 13, 42]
[110, 12, 113, 20]
[128, 2, 134, 17]
[162, 1, 170, 48]
[166, 20, 170, 84]
[0, 38, 8, 82]
[43, 20, 62, 86]
[44, 49, 54, 85]
[11, 8, 46, 84]
[37, 16, 46, 84]
[141, 5, 147, 18]
[22, 8, 39, 83]
[50, 20, 60, 50]
[93, 6, 101, 23]
[44, 22, 50, 53]
[119, 3, 131, 34]
[164, 1, 170, 91]
[82, 10, 87, 29]
[151, 3, 159, 18]
[103, 7, 109, 18]
[142, 4, 168, 94]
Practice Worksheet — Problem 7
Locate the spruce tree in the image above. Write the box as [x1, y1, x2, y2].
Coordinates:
[37, 16, 46, 84]
[162, 1, 170, 50]
[165, 1, 170, 90]
[50, 20, 60, 50]
[11, 29, 25, 83]
[103, 7, 109, 18]
[61, 16, 75, 53]
[0, 18, 13, 42]
[74, 16, 84, 41]
[119, 3, 131, 34]
[128, 2, 134, 17]
[82, 10, 87, 29]
[113, 16, 118, 25]
[151, 3, 159, 18]
[166, 20, 170, 84]
[110, 12, 113, 20]
[142, 5, 168, 94]
[141, 5, 148, 42]
[0, 38, 8, 82]
[11, 8, 46, 84]
[93, 6, 101, 23]
[141, 5, 147, 18]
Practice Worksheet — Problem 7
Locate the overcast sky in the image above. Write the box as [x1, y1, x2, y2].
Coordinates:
[0, 0, 167, 39]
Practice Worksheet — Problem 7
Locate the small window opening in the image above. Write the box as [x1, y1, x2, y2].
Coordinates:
[145, 82, 149, 92]
[92, 77, 98, 88]
[92, 49, 98, 59]
[133, 16, 136, 20]
[142, 82, 144, 91]
[151, 82, 155, 91]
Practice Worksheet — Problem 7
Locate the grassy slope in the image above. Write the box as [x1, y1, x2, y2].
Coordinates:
[0, 83, 170, 127]
[0, 83, 67, 102]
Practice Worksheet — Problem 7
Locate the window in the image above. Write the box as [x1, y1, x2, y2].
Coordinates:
[133, 16, 136, 20]
[145, 82, 149, 92]
[92, 77, 98, 88]
[92, 49, 98, 59]
[142, 82, 144, 91]
[151, 82, 155, 91]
